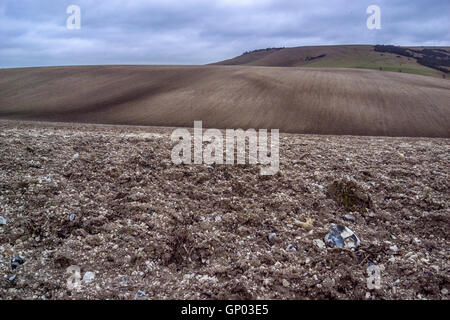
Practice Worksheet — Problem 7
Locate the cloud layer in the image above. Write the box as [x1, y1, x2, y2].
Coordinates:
[1, 0, 449, 67]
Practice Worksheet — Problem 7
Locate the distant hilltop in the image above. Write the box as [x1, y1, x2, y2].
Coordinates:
[213, 44, 449, 78]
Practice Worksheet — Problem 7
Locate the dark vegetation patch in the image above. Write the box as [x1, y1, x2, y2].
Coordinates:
[305, 54, 326, 62]
[327, 180, 373, 212]
[242, 47, 285, 55]
[375, 45, 450, 74]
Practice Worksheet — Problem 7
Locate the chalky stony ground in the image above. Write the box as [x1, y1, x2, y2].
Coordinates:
[0, 120, 448, 299]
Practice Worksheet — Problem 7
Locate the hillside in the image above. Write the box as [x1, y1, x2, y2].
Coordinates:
[0, 120, 448, 299]
[0, 65, 449, 137]
[214, 45, 450, 78]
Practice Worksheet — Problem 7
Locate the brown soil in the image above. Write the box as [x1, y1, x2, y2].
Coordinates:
[0, 120, 448, 300]
[0, 66, 449, 137]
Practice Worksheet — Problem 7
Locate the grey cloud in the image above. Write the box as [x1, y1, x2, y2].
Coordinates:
[0, 0, 448, 68]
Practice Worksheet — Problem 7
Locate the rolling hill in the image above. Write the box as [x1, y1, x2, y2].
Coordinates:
[213, 45, 450, 78]
[0, 65, 449, 137]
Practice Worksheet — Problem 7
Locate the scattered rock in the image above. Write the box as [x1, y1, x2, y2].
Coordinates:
[313, 239, 326, 249]
[342, 214, 356, 223]
[268, 233, 276, 245]
[83, 272, 95, 284]
[11, 256, 25, 270]
[74, 229, 88, 237]
[5, 274, 16, 285]
[297, 218, 314, 230]
[198, 275, 218, 283]
[135, 290, 147, 299]
[324, 225, 360, 249]
[282, 279, 290, 287]
[286, 244, 296, 252]
[389, 245, 399, 252]
[431, 265, 439, 272]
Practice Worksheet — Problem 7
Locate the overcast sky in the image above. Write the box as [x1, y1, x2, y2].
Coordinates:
[1, 0, 449, 68]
